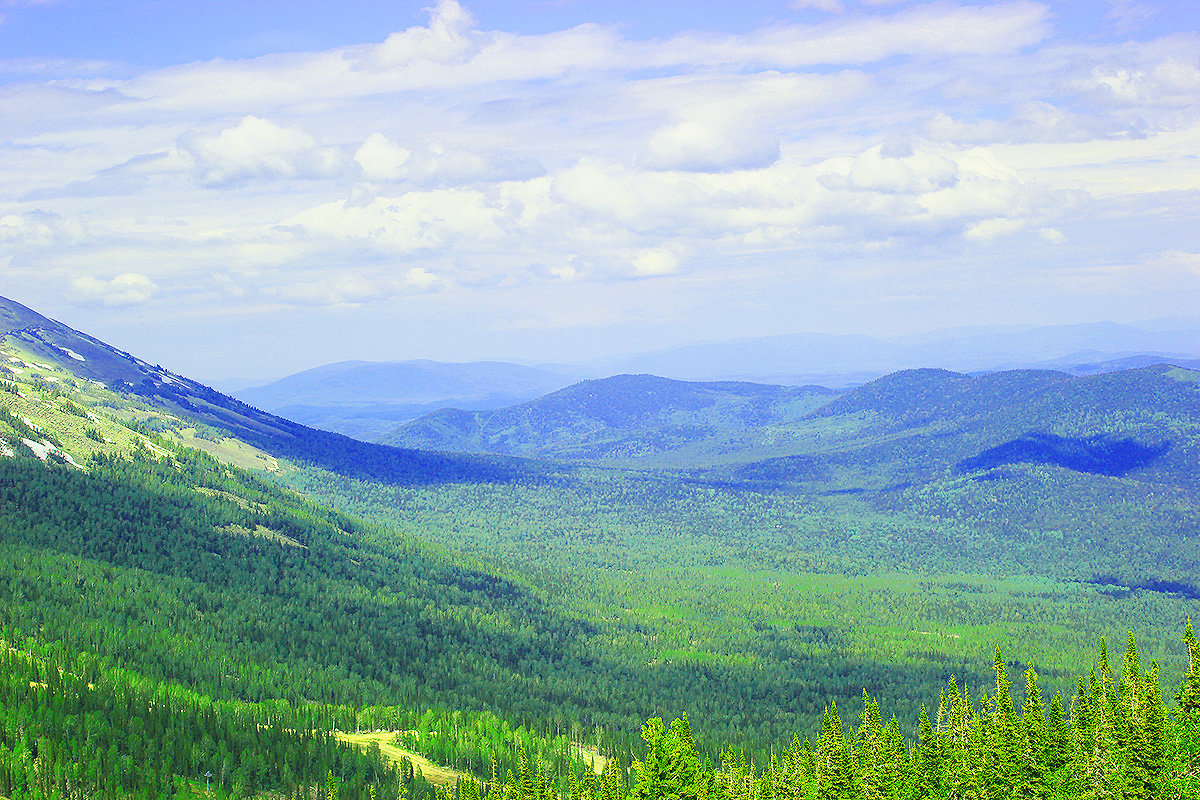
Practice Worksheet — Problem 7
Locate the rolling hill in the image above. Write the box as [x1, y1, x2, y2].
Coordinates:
[380, 362, 1200, 493]
[379, 373, 838, 462]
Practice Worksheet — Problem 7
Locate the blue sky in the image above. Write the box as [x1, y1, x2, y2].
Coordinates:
[1, 0, 1198, 381]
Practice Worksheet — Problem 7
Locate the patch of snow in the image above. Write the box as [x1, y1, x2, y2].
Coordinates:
[45, 376, 59, 383]
[21, 438, 50, 460]
[9, 368, 22, 374]
[60, 348, 86, 361]
[0, 441, 13, 458]
[6, 357, 18, 363]
[18, 437, 81, 468]
[36, 363, 54, 370]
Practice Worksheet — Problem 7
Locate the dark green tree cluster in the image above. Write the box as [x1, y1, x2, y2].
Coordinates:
[0, 633, 398, 800]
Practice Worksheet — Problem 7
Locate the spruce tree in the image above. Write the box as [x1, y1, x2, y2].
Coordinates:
[1017, 667, 1048, 800]
[911, 704, 941, 800]
[986, 648, 1021, 799]
[815, 701, 856, 800]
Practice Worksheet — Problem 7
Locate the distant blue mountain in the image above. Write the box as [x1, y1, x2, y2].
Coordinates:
[236, 359, 584, 438]
[596, 321, 1200, 384]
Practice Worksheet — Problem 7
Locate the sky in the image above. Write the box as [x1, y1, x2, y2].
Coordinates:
[1, 0, 1198, 383]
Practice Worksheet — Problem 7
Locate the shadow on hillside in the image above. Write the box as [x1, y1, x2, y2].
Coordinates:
[956, 432, 1171, 477]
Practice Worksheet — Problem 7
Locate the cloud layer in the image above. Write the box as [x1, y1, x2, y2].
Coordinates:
[1, 0, 1197, 377]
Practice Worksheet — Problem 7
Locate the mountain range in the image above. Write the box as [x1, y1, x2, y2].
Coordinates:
[380, 365, 1200, 496]
[593, 320, 1200, 384]
[232, 319, 1200, 442]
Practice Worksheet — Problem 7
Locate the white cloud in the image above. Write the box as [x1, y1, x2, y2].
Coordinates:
[179, 116, 346, 185]
[361, 0, 481, 70]
[265, 264, 442, 306]
[0, 209, 82, 246]
[632, 248, 680, 276]
[964, 217, 1028, 241]
[287, 188, 505, 253]
[635, 72, 868, 172]
[1085, 59, 1200, 106]
[70, 273, 157, 306]
[819, 145, 958, 194]
[646, 1, 1051, 69]
[354, 133, 411, 181]
[405, 267, 438, 289]
[1106, 0, 1159, 33]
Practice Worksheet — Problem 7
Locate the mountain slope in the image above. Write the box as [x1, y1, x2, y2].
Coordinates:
[380, 373, 837, 462]
[1, 295, 545, 485]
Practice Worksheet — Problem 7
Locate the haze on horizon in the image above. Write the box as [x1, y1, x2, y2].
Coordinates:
[2, 0, 1198, 384]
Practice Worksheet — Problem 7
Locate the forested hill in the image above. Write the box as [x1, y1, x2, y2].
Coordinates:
[735, 363, 1200, 489]
[0, 295, 544, 485]
[379, 361, 1200, 493]
[380, 374, 837, 461]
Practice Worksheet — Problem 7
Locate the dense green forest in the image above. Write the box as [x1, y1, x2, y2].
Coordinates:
[283, 464, 1200, 738]
[4, 609, 1200, 799]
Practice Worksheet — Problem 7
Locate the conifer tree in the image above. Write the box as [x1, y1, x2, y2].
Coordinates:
[1082, 646, 1122, 800]
[1015, 666, 1049, 800]
[1119, 632, 1158, 800]
[986, 648, 1022, 799]
[911, 704, 941, 800]
[856, 692, 886, 800]
[815, 701, 855, 800]
[1045, 691, 1072, 780]
[1162, 619, 1200, 800]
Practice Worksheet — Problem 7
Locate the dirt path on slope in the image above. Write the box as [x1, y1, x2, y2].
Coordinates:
[335, 732, 473, 788]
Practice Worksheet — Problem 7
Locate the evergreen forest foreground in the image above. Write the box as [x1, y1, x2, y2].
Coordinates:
[1, 294, 1199, 799]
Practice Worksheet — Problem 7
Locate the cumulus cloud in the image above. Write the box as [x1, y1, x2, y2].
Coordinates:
[360, 0, 481, 70]
[631, 248, 681, 277]
[287, 188, 506, 252]
[354, 133, 411, 181]
[70, 273, 157, 306]
[819, 145, 958, 194]
[964, 217, 1028, 241]
[1084, 59, 1200, 106]
[0, 209, 82, 246]
[635, 72, 868, 171]
[180, 116, 346, 185]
